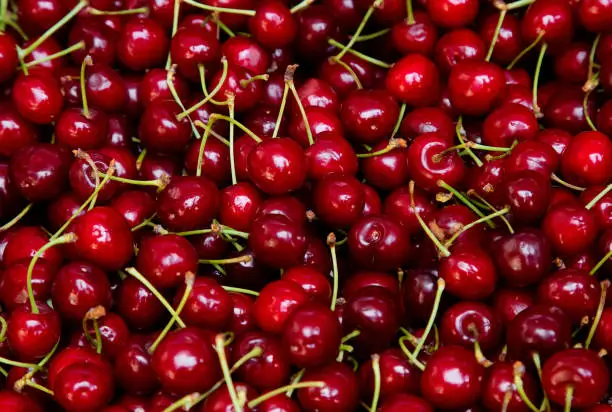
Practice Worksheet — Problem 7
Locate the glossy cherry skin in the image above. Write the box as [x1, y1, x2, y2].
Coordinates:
[440, 301, 502, 351]
[400, 107, 454, 143]
[448, 60, 506, 116]
[385, 54, 440, 107]
[105, 114, 134, 148]
[542, 348, 609, 408]
[420, 345, 484, 410]
[7, 302, 61, 361]
[439, 246, 497, 300]
[317, 53, 374, 98]
[537, 268, 599, 324]
[9, 142, 70, 202]
[434, 28, 485, 75]
[55, 107, 108, 150]
[482, 103, 539, 148]
[201, 382, 257, 412]
[117, 17, 169, 71]
[406, 133, 466, 192]
[72, 312, 129, 359]
[505, 140, 559, 179]
[282, 301, 340, 368]
[313, 175, 364, 228]
[139, 68, 190, 108]
[379, 394, 434, 412]
[295, 5, 340, 60]
[480, 12, 522, 65]
[222, 35, 269, 77]
[51, 261, 112, 321]
[542, 203, 597, 256]
[543, 86, 597, 134]
[248, 213, 307, 269]
[383, 186, 435, 237]
[0, 261, 54, 312]
[288, 107, 343, 147]
[580, 0, 612, 32]
[298, 362, 359, 412]
[361, 140, 409, 191]
[68, 18, 117, 65]
[581, 186, 612, 230]
[401, 270, 438, 326]
[184, 138, 231, 186]
[247, 138, 306, 196]
[210, 64, 263, 113]
[0, 102, 38, 158]
[12, 71, 63, 125]
[170, 27, 221, 80]
[304, 134, 358, 180]
[156, 176, 219, 232]
[151, 328, 220, 396]
[283, 266, 331, 303]
[114, 335, 160, 395]
[0, 34, 17, 83]
[561, 131, 612, 186]
[253, 279, 309, 334]
[68, 206, 134, 272]
[359, 348, 421, 403]
[340, 89, 399, 145]
[492, 229, 552, 288]
[0, 390, 43, 412]
[110, 190, 156, 229]
[482, 361, 539, 412]
[231, 331, 291, 391]
[348, 215, 410, 271]
[249, 0, 296, 49]
[116, 277, 165, 330]
[139, 100, 192, 154]
[521, 0, 574, 51]
[53, 361, 114, 411]
[229, 293, 256, 337]
[426, 0, 478, 29]
[218, 182, 261, 232]
[2, 226, 63, 270]
[391, 11, 437, 56]
[136, 234, 198, 289]
[506, 304, 572, 362]
[504, 170, 551, 224]
[175, 276, 233, 331]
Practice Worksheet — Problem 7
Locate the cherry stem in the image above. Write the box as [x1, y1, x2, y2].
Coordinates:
[136, 148, 147, 171]
[409, 181, 451, 257]
[357, 138, 407, 158]
[0, 202, 33, 232]
[287, 65, 314, 146]
[532, 42, 548, 117]
[211, 12, 235, 37]
[369, 354, 381, 411]
[195, 115, 262, 143]
[199, 255, 252, 265]
[23, 381, 53, 396]
[328, 38, 392, 68]
[178, 58, 229, 120]
[214, 334, 244, 412]
[551, 173, 586, 191]
[391, 103, 406, 139]
[222, 286, 259, 296]
[474, 340, 493, 367]
[512, 362, 540, 412]
[341, 329, 361, 344]
[27, 233, 77, 314]
[335, 0, 383, 61]
[437, 180, 494, 227]
[584, 87, 597, 131]
[412, 278, 445, 359]
[290, 0, 315, 13]
[0, 357, 38, 369]
[173, 222, 250, 239]
[486, 9, 507, 62]
[398, 336, 425, 371]
[24, 41, 84, 68]
[0, 317, 5, 343]
[198, 63, 228, 107]
[80, 55, 93, 118]
[181, 0, 255, 15]
[272, 66, 293, 138]
[445, 207, 510, 248]
[587, 34, 601, 82]
[167, 66, 201, 140]
[0, 0, 7, 31]
[97, 172, 169, 191]
[585, 280, 610, 348]
[149, 272, 194, 354]
[247, 381, 325, 408]
[124, 267, 187, 328]
[507, 32, 543, 70]
[353, 28, 391, 42]
[331, 56, 362, 89]
[328, 233, 340, 311]
[2, 19, 29, 41]
[239, 73, 269, 89]
[497, 0, 535, 10]
[164, 393, 201, 412]
[226, 94, 238, 185]
[82, 306, 105, 354]
[88, 6, 148, 15]
[455, 117, 483, 167]
[564, 386, 573, 412]
[590, 250, 612, 276]
[468, 191, 514, 234]
[585, 183, 612, 210]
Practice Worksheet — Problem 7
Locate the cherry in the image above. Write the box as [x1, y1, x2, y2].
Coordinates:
[482, 361, 539, 412]
[543, 86, 597, 135]
[85, 63, 127, 113]
[17, 0, 65, 35]
[68, 150, 118, 202]
[383, 186, 435, 236]
[0, 389, 44, 411]
[139, 68, 190, 108]
[68, 18, 117, 65]
[190, 231, 229, 261]
[504, 170, 551, 223]
[55, 107, 108, 150]
[493, 288, 534, 327]
[175, 276, 233, 330]
[231, 331, 291, 391]
[218, 182, 261, 232]
[561, 131, 612, 186]
[202, 382, 257, 411]
[379, 394, 434, 412]
[313, 174, 364, 228]
[317, 53, 374, 98]
[2, 226, 63, 270]
[521, 0, 574, 52]
[225, 248, 274, 290]
[295, 5, 340, 60]
[341, 89, 399, 145]
[244, 106, 287, 137]
[542, 203, 597, 256]
[229, 292, 256, 337]
[253, 279, 308, 334]
[210, 64, 263, 113]
[116, 277, 165, 330]
[170, 27, 221, 81]
[47, 346, 107, 390]
[109, 190, 156, 229]
[289, 106, 343, 147]
[249, 0, 297, 49]
[151, 327, 220, 396]
[51, 261, 112, 321]
[0, 260, 54, 311]
[156, 175, 219, 231]
[448, 60, 506, 116]
[361, 139, 409, 191]
[283, 266, 331, 303]
[117, 17, 169, 71]
[348, 215, 410, 271]
[553, 42, 589, 84]
[184, 139, 230, 186]
[68, 206, 134, 272]
[426, 0, 477, 29]
[482, 103, 538, 148]
[505, 140, 559, 178]
[222, 36, 270, 76]
[480, 12, 522, 65]
[391, 11, 438, 56]
[439, 246, 497, 300]
[114, 335, 159, 395]
[580, 0, 612, 32]
[247, 138, 306, 195]
[0, 34, 17, 83]
[304, 134, 358, 180]
[72, 312, 129, 359]
[7, 302, 60, 361]
[399, 107, 454, 143]
[385, 54, 440, 107]
[12, 72, 64, 125]
[598, 101, 612, 137]
[297, 362, 359, 411]
[420, 345, 484, 410]
[506, 304, 572, 362]
[0, 102, 38, 158]
[440, 301, 501, 351]
[257, 395, 301, 412]
[54, 361, 115, 411]
[542, 348, 609, 408]
[139, 101, 192, 154]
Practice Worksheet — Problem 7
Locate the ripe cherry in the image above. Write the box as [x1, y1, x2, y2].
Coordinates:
[113, 335, 159, 395]
[297, 362, 359, 411]
[139, 68, 190, 108]
[53, 361, 115, 411]
[0, 102, 38, 158]
[391, 11, 438, 56]
[0, 260, 54, 311]
[440, 301, 502, 351]
[12, 72, 64, 125]
[2, 226, 63, 270]
[219, 182, 262, 232]
[313, 174, 364, 228]
[434, 28, 485, 75]
[175, 276, 233, 331]
[247, 138, 306, 195]
[400, 107, 454, 143]
[7, 302, 61, 361]
[439, 246, 497, 300]
[304, 134, 358, 180]
[426, 0, 478, 29]
[482, 103, 539, 148]
[385, 54, 440, 107]
[542, 203, 597, 256]
[139, 100, 192, 154]
[561, 131, 612, 186]
[249, 0, 297, 49]
[482, 361, 539, 412]
[170, 27, 221, 81]
[117, 17, 169, 71]
[448, 60, 506, 116]
[340, 89, 399, 145]
[253, 279, 308, 334]
[361, 140, 409, 191]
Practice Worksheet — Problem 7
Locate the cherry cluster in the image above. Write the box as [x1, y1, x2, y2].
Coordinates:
[0, 0, 612, 410]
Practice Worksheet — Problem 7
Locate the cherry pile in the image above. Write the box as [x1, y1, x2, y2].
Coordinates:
[0, 0, 612, 410]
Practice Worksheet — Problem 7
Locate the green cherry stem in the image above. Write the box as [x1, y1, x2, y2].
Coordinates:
[0, 316, 6, 342]
[0, 0, 7, 31]
[24, 41, 85, 68]
[331, 56, 362, 89]
[412, 278, 445, 359]
[211, 12, 236, 37]
[198, 63, 228, 106]
[199, 254, 252, 265]
[328, 38, 392, 68]
[398, 336, 425, 371]
[27, 233, 77, 314]
[587, 34, 601, 83]
[391, 103, 406, 139]
[247, 382, 325, 408]
[290, 0, 315, 13]
[222, 286, 259, 296]
[370, 354, 381, 412]
[497, 0, 535, 10]
[80, 55, 93, 118]
[82, 305, 105, 354]
[586, 183, 612, 210]
[437, 180, 494, 227]
[405, 0, 414, 24]
[335, 0, 383, 61]
[195, 115, 262, 143]
[564, 386, 573, 412]
[167, 65, 201, 139]
[409, 181, 451, 257]
[353, 27, 391, 42]
[0, 202, 33, 232]
[507, 32, 544, 70]
[2, 19, 29, 41]
[163, 393, 201, 412]
[181, 0, 255, 15]
[179, 58, 229, 120]
[590, 250, 612, 276]
[551, 173, 586, 191]
[532, 42, 548, 117]
[585, 280, 610, 348]
[272, 65, 293, 138]
[455, 117, 484, 167]
[88, 6, 148, 14]
[328, 233, 340, 311]
[444, 206, 510, 248]
[356, 138, 407, 158]
[512, 362, 540, 412]
[584, 87, 598, 131]
[468, 191, 514, 234]
[227, 93, 238, 185]
[287, 65, 314, 146]
[486, 9, 507, 62]
[214, 333, 244, 412]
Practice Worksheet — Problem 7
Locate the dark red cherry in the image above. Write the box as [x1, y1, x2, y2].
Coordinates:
[0, 102, 38, 158]
[391, 11, 438, 56]
[295, 5, 340, 60]
[283, 266, 331, 304]
[210, 64, 263, 113]
[504, 140, 559, 178]
[202, 382, 257, 412]
[440, 301, 502, 351]
[110, 190, 156, 229]
[85, 63, 127, 113]
[504, 170, 551, 223]
[580, 0, 612, 32]
[298, 362, 359, 412]
[401, 270, 437, 326]
[21, 37, 65, 75]
[72, 312, 129, 359]
[439, 246, 497, 300]
[433, 28, 485, 74]
[175, 276, 233, 330]
[229, 292, 256, 337]
[448, 60, 506, 116]
[249, 214, 307, 269]
[55, 107, 108, 150]
[482, 361, 539, 412]
[12, 72, 63, 124]
[247, 138, 306, 195]
[7, 302, 61, 361]
[114, 335, 159, 395]
[542, 203, 597, 256]
[170, 27, 221, 81]
[221, 35, 269, 76]
[420, 345, 484, 410]
[68, 18, 117, 65]
[0, 260, 54, 312]
[317, 53, 374, 98]
[304, 134, 358, 180]
[581, 186, 612, 230]
[521, 0, 574, 51]
[9, 143, 70, 201]
[361, 140, 409, 191]
[249, 0, 296, 49]
[385, 54, 440, 107]
[313, 175, 364, 228]
[2, 226, 63, 270]
[54, 362, 115, 411]
[561, 131, 612, 186]
[480, 12, 522, 65]
[218, 182, 262, 232]
[257, 395, 301, 412]
[542, 348, 609, 408]
[341, 89, 399, 145]
[348, 215, 410, 271]
[543, 86, 596, 134]
[400, 107, 454, 143]
[184, 138, 230, 186]
[426, 0, 478, 28]
[253, 279, 308, 334]
[288, 107, 343, 147]
[492, 288, 534, 326]
[0, 34, 17, 83]
[139, 100, 191, 153]
[231, 331, 290, 391]
[116, 277, 165, 330]
[68, 151, 118, 203]
[51, 261, 111, 321]
[117, 17, 169, 71]
[379, 393, 433, 412]
[47, 346, 107, 389]
[69, 206, 134, 272]
[482, 103, 538, 148]
[139, 68, 190, 108]
[244, 105, 288, 137]
[156, 175, 219, 231]
[17, 0, 65, 34]
[383, 186, 435, 236]
[0, 390, 43, 412]
[554, 42, 589, 84]
[136, 234, 198, 289]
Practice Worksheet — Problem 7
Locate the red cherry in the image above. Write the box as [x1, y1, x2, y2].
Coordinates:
[425, 0, 478, 29]
[139, 68, 190, 108]
[136, 234, 198, 289]
[12, 72, 64, 124]
[54, 362, 115, 411]
[170, 27, 221, 81]
[7, 302, 61, 361]
[482, 103, 539, 148]
[492, 288, 534, 326]
[448, 60, 506, 116]
[2, 226, 63, 270]
[521, 0, 574, 51]
[385, 54, 440, 107]
[283, 266, 331, 303]
[340, 89, 399, 145]
[379, 394, 433, 412]
[117, 17, 169, 71]
[247, 138, 306, 195]
[297, 362, 359, 411]
[439, 246, 497, 300]
[542, 203, 597, 256]
[0, 102, 38, 158]
[253, 279, 309, 334]
[249, 0, 297, 49]
[139, 100, 192, 153]
[0, 260, 54, 311]
[175, 276, 233, 331]
[482, 361, 539, 412]
[313, 174, 364, 228]
[561, 131, 612, 186]
[440, 301, 502, 351]
[222, 36, 269, 76]
[399, 107, 454, 143]
[391, 11, 438, 56]
[114, 335, 159, 395]
[480, 12, 523, 65]
[304, 134, 358, 180]
[55, 107, 108, 150]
